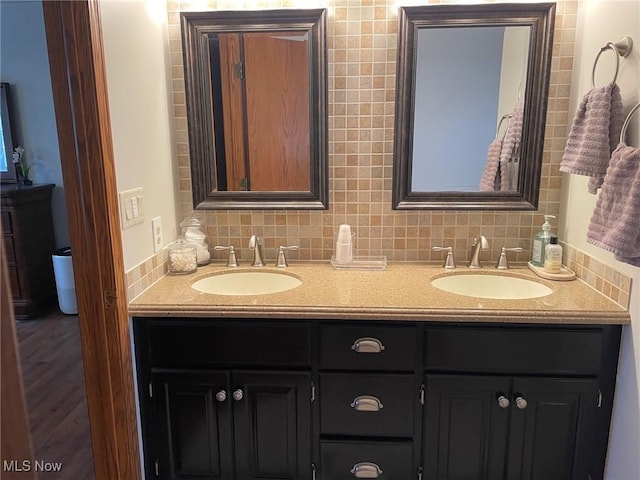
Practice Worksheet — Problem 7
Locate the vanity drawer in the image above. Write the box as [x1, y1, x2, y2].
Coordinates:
[320, 323, 418, 370]
[147, 320, 310, 367]
[321, 441, 413, 480]
[425, 326, 603, 375]
[320, 373, 416, 437]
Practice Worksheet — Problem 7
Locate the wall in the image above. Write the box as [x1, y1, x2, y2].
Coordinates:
[498, 26, 530, 122]
[559, 0, 640, 477]
[0, 0, 69, 249]
[0, 0, 178, 297]
[100, 0, 179, 282]
[412, 27, 502, 192]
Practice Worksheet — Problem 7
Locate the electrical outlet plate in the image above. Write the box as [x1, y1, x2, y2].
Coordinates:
[119, 187, 144, 229]
[152, 216, 163, 253]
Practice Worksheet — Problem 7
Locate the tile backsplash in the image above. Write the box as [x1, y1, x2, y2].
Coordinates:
[125, 0, 632, 308]
[167, 0, 576, 264]
[127, 249, 168, 302]
[562, 243, 632, 309]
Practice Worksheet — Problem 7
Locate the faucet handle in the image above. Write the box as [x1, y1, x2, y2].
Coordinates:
[495, 246, 523, 270]
[214, 245, 239, 267]
[432, 246, 456, 269]
[275, 246, 299, 268]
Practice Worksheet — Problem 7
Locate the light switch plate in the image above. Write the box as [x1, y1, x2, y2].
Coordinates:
[152, 216, 163, 253]
[119, 187, 144, 229]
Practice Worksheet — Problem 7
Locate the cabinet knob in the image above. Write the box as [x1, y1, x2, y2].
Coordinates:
[350, 462, 383, 478]
[497, 394, 510, 409]
[215, 390, 227, 402]
[350, 395, 384, 412]
[515, 395, 528, 409]
[232, 389, 244, 401]
[351, 337, 385, 353]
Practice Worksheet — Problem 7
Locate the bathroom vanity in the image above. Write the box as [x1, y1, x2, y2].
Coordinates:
[130, 263, 629, 480]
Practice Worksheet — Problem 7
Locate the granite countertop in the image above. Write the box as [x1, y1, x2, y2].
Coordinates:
[129, 262, 630, 324]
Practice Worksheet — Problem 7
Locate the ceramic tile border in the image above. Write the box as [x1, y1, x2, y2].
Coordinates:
[562, 242, 632, 309]
[126, 249, 168, 302]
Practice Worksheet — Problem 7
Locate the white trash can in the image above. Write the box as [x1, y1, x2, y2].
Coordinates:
[52, 247, 78, 315]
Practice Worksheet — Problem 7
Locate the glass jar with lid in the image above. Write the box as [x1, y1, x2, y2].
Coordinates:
[167, 239, 198, 274]
[180, 217, 210, 266]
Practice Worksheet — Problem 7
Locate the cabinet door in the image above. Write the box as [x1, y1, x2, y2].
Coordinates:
[424, 375, 511, 480]
[152, 371, 233, 480]
[506, 377, 598, 480]
[232, 371, 311, 479]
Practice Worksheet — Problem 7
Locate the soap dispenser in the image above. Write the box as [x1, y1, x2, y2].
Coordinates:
[531, 214, 556, 267]
[544, 236, 563, 273]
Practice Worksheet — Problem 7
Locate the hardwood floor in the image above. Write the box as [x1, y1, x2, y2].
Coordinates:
[16, 310, 95, 479]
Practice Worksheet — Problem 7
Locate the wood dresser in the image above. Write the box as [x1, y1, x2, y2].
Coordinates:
[1, 184, 56, 319]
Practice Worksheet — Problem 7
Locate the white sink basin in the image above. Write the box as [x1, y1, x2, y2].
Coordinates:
[431, 273, 553, 300]
[192, 270, 302, 296]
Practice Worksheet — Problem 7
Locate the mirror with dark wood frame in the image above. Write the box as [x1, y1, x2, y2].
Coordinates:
[393, 3, 555, 210]
[181, 9, 328, 210]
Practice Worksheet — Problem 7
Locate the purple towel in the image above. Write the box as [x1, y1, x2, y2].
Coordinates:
[560, 83, 624, 194]
[587, 143, 640, 266]
[499, 103, 524, 191]
[480, 139, 502, 191]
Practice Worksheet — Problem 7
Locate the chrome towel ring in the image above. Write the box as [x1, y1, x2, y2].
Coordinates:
[620, 103, 640, 145]
[495, 113, 512, 141]
[591, 36, 633, 88]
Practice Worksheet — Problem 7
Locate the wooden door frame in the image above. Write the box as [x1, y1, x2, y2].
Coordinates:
[41, 1, 141, 479]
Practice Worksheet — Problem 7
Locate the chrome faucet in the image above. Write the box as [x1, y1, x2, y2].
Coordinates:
[248, 235, 265, 267]
[469, 235, 489, 268]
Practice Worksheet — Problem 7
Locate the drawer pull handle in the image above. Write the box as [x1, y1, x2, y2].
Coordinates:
[515, 395, 528, 410]
[350, 395, 384, 412]
[232, 389, 244, 401]
[497, 394, 510, 409]
[351, 337, 385, 353]
[350, 462, 383, 478]
[215, 390, 227, 402]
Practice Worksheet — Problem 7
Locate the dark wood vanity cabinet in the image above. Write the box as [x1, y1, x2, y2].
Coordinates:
[134, 318, 621, 480]
[424, 375, 598, 480]
[423, 325, 621, 480]
[135, 320, 312, 480]
[151, 370, 311, 480]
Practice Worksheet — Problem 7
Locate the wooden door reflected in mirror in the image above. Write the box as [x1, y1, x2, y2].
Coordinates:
[182, 9, 327, 209]
[216, 31, 310, 192]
